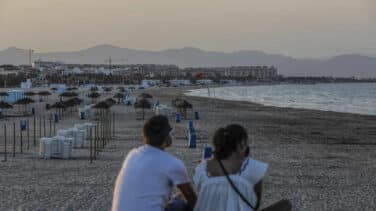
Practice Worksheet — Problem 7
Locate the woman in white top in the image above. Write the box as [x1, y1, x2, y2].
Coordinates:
[112, 115, 197, 211]
[193, 124, 268, 211]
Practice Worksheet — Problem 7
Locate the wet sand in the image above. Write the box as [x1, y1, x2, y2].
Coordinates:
[0, 86, 376, 210]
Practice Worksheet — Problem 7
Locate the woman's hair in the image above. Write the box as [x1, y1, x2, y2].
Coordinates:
[213, 124, 248, 160]
[143, 115, 172, 147]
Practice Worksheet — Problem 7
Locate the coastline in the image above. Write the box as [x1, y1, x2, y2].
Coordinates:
[0, 86, 375, 210]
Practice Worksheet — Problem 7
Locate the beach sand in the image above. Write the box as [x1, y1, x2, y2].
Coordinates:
[1, 86, 376, 210]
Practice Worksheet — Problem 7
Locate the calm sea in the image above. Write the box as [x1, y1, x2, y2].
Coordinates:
[186, 83, 376, 115]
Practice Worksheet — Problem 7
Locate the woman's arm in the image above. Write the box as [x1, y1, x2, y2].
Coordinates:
[177, 183, 197, 211]
[254, 180, 263, 210]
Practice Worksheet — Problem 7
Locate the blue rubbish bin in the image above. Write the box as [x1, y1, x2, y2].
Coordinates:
[188, 131, 196, 148]
[203, 145, 212, 159]
[80, 112, 85, 120]
[175, 113, 181, 123]
[188, 120, 194, 130]
[54, 114, 59, 123]
[21, 120, 27, 130]
[31, 107, 35, 115]
[194, 111, 200, 120]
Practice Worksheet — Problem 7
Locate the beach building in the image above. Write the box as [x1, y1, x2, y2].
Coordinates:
[141, 80, 161, 88]
[20, 79, 32, 89]
[5, 90, 25, 103]
[169, 80, 191, 86]
[196, 79, 213, 85]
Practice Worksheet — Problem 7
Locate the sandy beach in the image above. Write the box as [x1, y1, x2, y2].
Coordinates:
[1, 86, 376, 210]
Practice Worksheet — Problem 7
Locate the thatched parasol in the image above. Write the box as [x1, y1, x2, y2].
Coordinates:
[67, 87, 78, 91]
[50, 101, 67, 109]
[38, 91, 51, 96]
[134, 98, 151, 120]
[138, 93, 153, 99]
[13, 97, 35, 113]
[0, 92, 9, 96]
[14, 97, 35, 105]
[105, 98, 116, 107]
[25, 91, 36, 96]
[93, 100, 115, 110]
[172, 98, 193, 119]
[117, 86, 125, 92]
[113, 92, 124, 103]
[88, 92, 101, 103]
[0, 101, 13, 109]
[104, 87, 113, 92]
[90, 86, 98, 92]
[50, 87, 58, 91]
[60, 92, 78, 98]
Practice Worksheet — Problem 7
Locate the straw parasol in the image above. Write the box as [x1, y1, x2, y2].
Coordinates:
[134, 98, 151, 120]
[117, 86, 125, 92]
[13, 97, 35, 113]
[0, 101, 13, 109]
[25, 91, 36, 96]
[172, 98, 193, 119]
[90, 86, 98, 92]
[104, 87, 113, 92]
[50, 87, 58, 91]
[38, 90, 52, 101]
[88, 92, 101, 103]
[138, 93, 153, 99]
[0, 101, 13, 115]
[67, 87, 78, 91]
[113, 92, 124, 104]
[105, 98, 116, 107]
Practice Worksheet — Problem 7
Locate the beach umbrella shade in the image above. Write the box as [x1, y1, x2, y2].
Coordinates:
[38, 90, 52, 101]
[67, 87, 78, 91]
[134, 98, 151, 120]
[113, 93, 124, 103]
[0, 101, 13, 115]
[50, 87, 58, 91]
[138, 93, 153, 99]
[90, 86, 98, 92]
[0, 101, 13, 109]
[88, 92, 101, 104]
[105, 98, 116, 107]
[50, 101, 67, 109]
[13, 97, 35, 113]
[172, 98, 193, 119]
[59, 92, 79, 101]
[25, 91, 36, 96]
[93, 100, 114, 110]
[104, 87, 113, 92]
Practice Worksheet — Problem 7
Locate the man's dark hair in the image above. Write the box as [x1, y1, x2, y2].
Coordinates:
[213, 124, 248, 160]
[143, 115, 172, 147]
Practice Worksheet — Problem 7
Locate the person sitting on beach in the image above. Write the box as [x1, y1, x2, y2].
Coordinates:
[193, 124, 269, 211]
[112, 115, 197, 211]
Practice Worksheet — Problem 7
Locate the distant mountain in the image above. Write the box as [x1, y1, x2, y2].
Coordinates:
[0, 45, 375, 78]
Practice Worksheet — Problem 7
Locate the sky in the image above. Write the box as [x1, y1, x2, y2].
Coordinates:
[0, 0, 375, 58]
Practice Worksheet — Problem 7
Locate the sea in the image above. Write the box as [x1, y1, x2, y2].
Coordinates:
[186, 83, 376, 116]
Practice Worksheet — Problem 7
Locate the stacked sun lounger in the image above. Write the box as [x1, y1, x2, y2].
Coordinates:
[39, 122, 97, 159]
[39, 136, 73, 159]
[155, 104, 172, 116]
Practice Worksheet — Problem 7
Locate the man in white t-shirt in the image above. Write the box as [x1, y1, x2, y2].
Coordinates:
[112, 115, 197, 211]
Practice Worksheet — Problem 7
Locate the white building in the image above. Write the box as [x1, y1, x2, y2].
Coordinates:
[141, 80, 161, 88]
[169, 80, 191, 86]
[196, 79, 213, 85]
[20, 79, 32, 89]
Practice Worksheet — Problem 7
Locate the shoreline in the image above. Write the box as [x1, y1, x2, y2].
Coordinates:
[184, 83, 376, 117]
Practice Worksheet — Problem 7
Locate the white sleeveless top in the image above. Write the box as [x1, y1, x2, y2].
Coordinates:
[193, 157, 268, 211]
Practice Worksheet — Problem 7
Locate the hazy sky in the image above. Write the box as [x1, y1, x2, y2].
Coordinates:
[0, 0, 375, 58]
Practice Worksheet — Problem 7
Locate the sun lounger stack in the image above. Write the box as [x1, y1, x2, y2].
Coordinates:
[39, 136, 73, 159]
[57, 128, 84, 148]
[155, 104, 172, 116]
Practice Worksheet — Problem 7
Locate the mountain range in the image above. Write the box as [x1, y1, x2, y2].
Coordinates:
[1, 45, 375, 78]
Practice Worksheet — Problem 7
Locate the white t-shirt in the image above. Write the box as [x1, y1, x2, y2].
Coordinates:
[112, 145, 190, 211]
